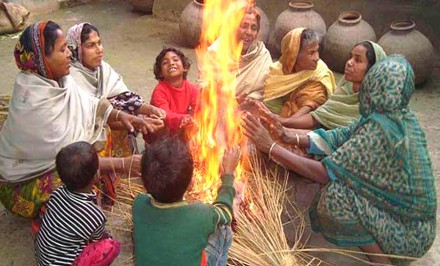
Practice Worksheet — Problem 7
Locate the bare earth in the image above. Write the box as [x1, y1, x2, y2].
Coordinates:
[0, 1, 439, 265]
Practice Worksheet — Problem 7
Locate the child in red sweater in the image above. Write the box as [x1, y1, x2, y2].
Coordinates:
[150, 47, 200, 135]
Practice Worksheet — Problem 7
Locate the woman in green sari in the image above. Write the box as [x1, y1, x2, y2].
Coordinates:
[242, 55, 436, 263]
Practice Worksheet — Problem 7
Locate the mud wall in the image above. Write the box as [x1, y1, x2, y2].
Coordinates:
[153, 0, 440, 58]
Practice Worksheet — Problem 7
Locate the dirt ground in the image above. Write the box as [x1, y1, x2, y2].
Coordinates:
[0, 0, 439, 265]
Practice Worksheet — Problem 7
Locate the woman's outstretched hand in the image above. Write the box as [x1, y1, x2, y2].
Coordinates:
[119, 112, 164, 135]
[241, 112, 275, 154]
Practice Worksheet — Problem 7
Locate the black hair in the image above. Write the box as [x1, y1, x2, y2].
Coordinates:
[68, 23, 100, 60]
[141, 137, 193, 203]
[153, 47, 191, 80]
[299, 29, 319, 52]
[81, 23, 100, 43]
[43, 21, 62, 56]
[355, 41, 376, 71]
[56, 141, 99, 191]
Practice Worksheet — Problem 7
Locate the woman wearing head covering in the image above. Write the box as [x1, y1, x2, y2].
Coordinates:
[275, 41, 386, 130]
[0, 21, 153, 219]
[66, 22, 165, 155]
[199, 4, 272, 100]
[263, 28, 336, 118]
[243, 55, 436, 264]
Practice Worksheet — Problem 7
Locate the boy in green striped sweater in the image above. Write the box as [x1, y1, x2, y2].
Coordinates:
[133, 137, 240, 266]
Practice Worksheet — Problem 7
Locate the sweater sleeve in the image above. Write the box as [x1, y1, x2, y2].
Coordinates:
[212, 174, 236, 225]
[150, 85, 189, 130]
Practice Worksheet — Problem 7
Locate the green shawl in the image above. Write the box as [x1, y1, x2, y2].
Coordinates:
[310, 41, 386, 129]
[313, 55, 436, 220]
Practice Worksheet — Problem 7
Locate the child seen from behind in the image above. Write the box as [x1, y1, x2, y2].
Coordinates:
[35, 141, 120, 266]
[133, 137, 240, 266]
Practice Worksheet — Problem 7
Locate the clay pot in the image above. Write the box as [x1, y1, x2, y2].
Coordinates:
[253, 4, 270, 44]
[179, 1, 270, 48]
[322, 11, 376, 73]
[179, 0, 205, 48]
[274, 1, 326, 53]
[378, 20, 434, 85]
[5, 0, 59, 13]
[130, 0, 155, 14]
[0, 2, 29, 35]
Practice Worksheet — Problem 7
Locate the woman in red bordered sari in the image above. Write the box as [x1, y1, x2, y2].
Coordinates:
[0, 21, 154, 219]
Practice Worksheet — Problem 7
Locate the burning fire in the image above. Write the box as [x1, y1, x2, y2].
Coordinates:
[188, 0, 254, 202]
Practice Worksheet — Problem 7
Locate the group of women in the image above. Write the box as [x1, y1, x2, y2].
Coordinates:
[0, 3, 436, 265]
[234, 5, 435, 266]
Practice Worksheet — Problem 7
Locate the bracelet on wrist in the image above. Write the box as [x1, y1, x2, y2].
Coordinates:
[269, 142, 277, 158]
[295, 133, 300, 148]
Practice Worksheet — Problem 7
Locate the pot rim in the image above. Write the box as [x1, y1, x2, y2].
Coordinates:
[390, 20, 416, 31]
[338, 11, 362, 25]
[289, 1, 314, 10]
[193, 0, 205, 6]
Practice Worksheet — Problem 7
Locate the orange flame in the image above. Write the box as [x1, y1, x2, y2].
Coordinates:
[189, 0, 254, 202]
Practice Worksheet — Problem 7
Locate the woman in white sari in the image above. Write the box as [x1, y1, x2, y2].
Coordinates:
[200, 4, 272, 100]
[67, 23, 165, 156]
[0, 21, 151, 219]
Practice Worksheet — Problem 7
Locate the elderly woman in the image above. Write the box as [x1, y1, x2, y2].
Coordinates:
[66, 22, 165, 155]
[0, 21, 152, 219]
[200, 5, 272, 100]
[270, 41, 386, 130]
[263, 28, 336, 119]
[243, 56, 436, 264]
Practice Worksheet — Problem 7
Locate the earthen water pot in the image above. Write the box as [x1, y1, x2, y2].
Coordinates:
[378, 20, 434, 85]
[322, 11, 376, 73]
[274, 1, 326, 53]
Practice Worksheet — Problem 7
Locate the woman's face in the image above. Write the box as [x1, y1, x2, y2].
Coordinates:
[344, 45, 369, 83]
[160, 51, 184, 81]
[81, 30, 104, 70]
[45, 29, 72, 80]
[236, 13, 259, 54]
[294, 41, 319, 72]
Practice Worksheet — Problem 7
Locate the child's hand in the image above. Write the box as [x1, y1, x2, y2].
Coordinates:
[123, 155, 142, 176]
[180, 116, 194, 128]
[148, 105, 166, 120]
[221, 146, 241, 175]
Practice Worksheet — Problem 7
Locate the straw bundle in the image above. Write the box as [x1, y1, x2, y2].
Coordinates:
[228, 156, 322, 266]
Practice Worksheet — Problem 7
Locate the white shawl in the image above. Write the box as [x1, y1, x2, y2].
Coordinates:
[0, 72, 113, 183]
[235, 41, 272, 100]
[70, 60, 129, 98]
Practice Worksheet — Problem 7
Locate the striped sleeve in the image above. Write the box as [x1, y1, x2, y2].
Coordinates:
[212, 174, 236, 224]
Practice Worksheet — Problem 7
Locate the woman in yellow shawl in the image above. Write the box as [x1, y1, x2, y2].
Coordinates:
[264, 28, 335, 118]
[278, 41, 386, 129]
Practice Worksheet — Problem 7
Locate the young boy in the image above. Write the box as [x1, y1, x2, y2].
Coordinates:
[150, 47, 200, 133]
[35, 141, 120, 266]
[133, 137, 240, 266]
